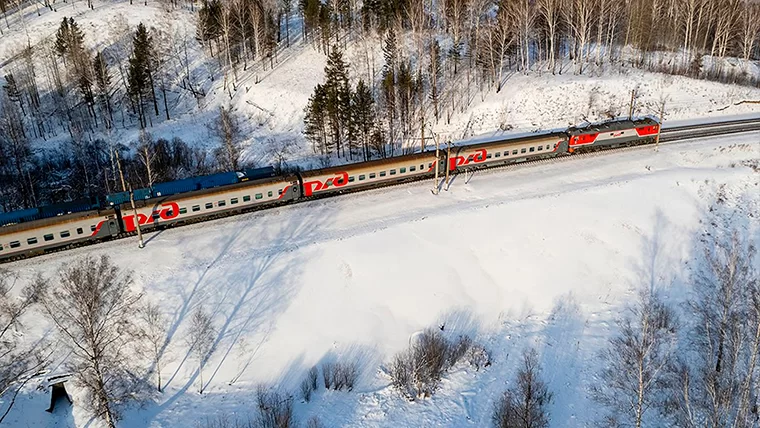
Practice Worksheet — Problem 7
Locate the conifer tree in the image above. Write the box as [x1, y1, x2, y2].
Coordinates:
[128, 23, 159, 128]
[351, 79, 375, 160]
[93, 51, 114, 128]
[323, 45, 351, 158]
[304, 83, 329, 154]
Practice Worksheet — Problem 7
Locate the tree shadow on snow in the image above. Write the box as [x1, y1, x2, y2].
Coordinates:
[133, 198, 330, 425]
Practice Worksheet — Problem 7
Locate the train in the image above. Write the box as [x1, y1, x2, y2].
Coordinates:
[0, 116, 660, 262]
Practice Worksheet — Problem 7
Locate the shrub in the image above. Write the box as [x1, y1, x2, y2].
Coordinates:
[322, 361, 333, 390]
[256, 386, 295, 428]
[390, 330, 489, 400]
[308, 365, 318, 390]
[300, 377, 314, 402]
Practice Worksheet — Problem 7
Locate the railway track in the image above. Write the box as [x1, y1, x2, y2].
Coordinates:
[453, 116, 760, 182]
[3, 115, 760, 264]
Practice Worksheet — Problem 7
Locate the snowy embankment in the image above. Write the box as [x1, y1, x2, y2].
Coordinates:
[4, 133, 760, 427]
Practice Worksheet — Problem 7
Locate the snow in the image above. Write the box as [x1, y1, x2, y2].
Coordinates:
[2, 1, 760, 169]
[3, 132, 759, 427]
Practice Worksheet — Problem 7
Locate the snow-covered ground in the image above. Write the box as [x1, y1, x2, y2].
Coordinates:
[3, 131, 759, 427]
[2, 1, 760, 169]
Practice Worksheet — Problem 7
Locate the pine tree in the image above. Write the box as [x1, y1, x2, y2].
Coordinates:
[351, 79, 375, 160]
[128, 23, 159, 128]
[304, 83, 329, 155]
[93, 51, 113, 128]
[2, 73, 23, 114]
[323, 45, 351, 158]
[54, 17, 71, 58]
[428, 39, 441, 120]
[381, 30, 397, 154]
[197, 0, 222, 56]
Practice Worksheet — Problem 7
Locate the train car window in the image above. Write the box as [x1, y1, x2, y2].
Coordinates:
[268, 191, 273, 197]
[243, 195, 251, 202]
[0, 244, 3, 251]
[77, 228, 83, 235]
[546, 145, 551, 150]
[348, 176, 355, 182]
[537, 146, 543, 151]
[495, 152, 501, 158]
[380, 171, 387, 177]
[255, 193, 263, 200]
[180, 207, 188, 214]
[486, 154, 492, 159]
[337, 177, 345, 185]
[10, 241, 20, 248]
[205, 203, 213, 209]
[359, 174, 366, 181]
[230, 198, 239, 205]
[370, 173, 376, 178]
[27, 237, 37, 245]
[278, 189, 284, 195]
[529, 147, 535, 152]
[428, 163, 433, 168]
[420, 164, 424, 170]
[44, 234, 54, 242]
[390, 169, 396, 175]
[60, 231, 71, 238]
[192, 205, 201, 212]
[400, 167, 406, 173]
[218, 200, 226, 207]
[90, 225, 97, 232]
[521, 148, 527, 154]
[513, 150, 518, 155]
[409, 166, 416, 172]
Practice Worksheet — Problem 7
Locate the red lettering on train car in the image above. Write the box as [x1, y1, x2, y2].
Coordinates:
[303, 172, 349, 197]
[121, 202, 181, 233]
[449, 149, 487, 171]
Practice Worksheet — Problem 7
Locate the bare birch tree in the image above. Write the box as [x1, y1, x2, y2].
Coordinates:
[138, 301, 169, 392]
[492, 348, 552, 428]
[0, 270, 48, 423]
[41, 255, 145, 428]
[187, 306, 215, 394]
[594, 288, 678, 428]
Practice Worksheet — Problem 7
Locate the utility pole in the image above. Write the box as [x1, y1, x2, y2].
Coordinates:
[445, 139, 451, 191]
[420, 110, 426, 153]
[433, 134, 439, 195]
[628, 89, 636, 120]
[128, 183, 145, 249]
[655, 101, 665, 152]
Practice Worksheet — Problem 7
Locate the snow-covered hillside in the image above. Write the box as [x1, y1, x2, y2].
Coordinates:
[3, 132, 759, 427]
[1, 0, 760, 168]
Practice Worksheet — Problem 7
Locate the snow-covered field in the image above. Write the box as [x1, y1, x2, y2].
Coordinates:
[4, 132, 759, 427]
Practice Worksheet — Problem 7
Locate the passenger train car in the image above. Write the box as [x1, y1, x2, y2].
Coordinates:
[0, 116, 660, 262]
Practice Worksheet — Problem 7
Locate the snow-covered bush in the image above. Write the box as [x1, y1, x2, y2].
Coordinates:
[389, 329, 489, 400]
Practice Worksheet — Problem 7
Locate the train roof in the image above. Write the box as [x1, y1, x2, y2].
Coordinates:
[0, 196, 101, 228]
[0, 208, 115, 235]
[451, 129, 567, 147]
[119, 174, 298, 209]
[300, 152, 437, 178]
[567, 116, 659, 134]
[453, 130, 568, 149]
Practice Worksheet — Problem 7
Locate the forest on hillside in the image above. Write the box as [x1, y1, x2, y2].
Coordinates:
[0, 0, 758, 212]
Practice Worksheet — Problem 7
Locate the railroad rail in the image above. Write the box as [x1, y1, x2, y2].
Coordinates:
[3, 116, 760, 264]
